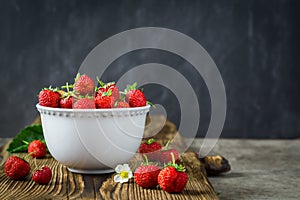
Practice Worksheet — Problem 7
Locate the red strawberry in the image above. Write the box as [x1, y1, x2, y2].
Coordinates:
[115, 101, 130, 108]
[105, 83, 119, 102]
[96, 79, 120, 103]
[95, 90, 114, 108]
[28, 140, 47, 158]
[60, 82, 75, 108]
[60, 96, 73, 108]
[5, 156, 31, 180]
[158, 153, 188, 193]
[158, 141, 179, 164]
[138, 139, 162, 161]
[32, 166, 52, 185]
[38, 87, 61, 108]
[96, 87, 106, 97]
[74, 73, 95, 96]
[125, 83, 146, 107]
[134, 156, 161, 188]
[73, 97, 95, 109]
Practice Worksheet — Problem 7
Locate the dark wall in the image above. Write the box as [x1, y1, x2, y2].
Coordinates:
[0, 0, 299, 138]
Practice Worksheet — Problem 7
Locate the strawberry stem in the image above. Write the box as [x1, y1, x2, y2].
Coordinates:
[34, 157, 37, 169]
[96, 76, 105, 87]
[23, 152, 34, 161]
[171, 152, 175, 164]
[169, 152, 185, 172]
[66, 82, 70, 92]
[143, 154, 149, 165]
[62, 82, 73, 91]
[164, 140, 171, 150]
[146, 101, 156, 108]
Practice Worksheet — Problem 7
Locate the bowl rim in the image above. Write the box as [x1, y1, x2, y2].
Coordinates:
[36, 103, 151, 113]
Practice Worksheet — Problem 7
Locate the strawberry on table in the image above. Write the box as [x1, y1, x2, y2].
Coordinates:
[125, 83, 146, 107]
[5, 156, 31, 180]
[28, 140, 47, 158]
[74, 73, 95, 96]
[138, 138, 162, 162]
[158, 141, 179, 164]
[38, 87, 61, 108]
[158, 153, 188, 193]
[73, 97, 96, 109]
[134, 155, 161, 189]
[32, 166, 52, 185]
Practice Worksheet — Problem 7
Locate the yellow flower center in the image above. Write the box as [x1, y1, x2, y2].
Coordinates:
[120, 170, 129, 179]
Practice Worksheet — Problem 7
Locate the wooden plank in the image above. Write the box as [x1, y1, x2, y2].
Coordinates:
[99, 151, 217, 200]
[0, 140, 84, 200]
[0, 116, 218, 200]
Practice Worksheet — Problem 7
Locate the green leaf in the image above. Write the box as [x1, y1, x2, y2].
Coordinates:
[7, 124, 44, 153]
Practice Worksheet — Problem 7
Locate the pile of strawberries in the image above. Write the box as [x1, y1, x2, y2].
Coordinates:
[134, 139, 188, 193]
[38, 73, 148, 109]
[5, 140, 52, 185]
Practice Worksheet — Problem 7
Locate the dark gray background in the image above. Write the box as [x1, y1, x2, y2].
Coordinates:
[0, 0, 299, 138]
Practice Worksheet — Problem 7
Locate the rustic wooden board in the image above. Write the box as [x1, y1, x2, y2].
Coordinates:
[100, 151, 217, 200]
[0, 116, 218, 200]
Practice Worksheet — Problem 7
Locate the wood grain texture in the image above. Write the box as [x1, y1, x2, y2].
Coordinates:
[0, 116, 218, 200]
[99, 151, 218, 200]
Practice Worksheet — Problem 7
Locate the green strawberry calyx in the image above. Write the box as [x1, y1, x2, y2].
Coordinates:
[96, 77, 116, 92]
[147, 138, 156, 145]
[43, 86, 60, 92]
[102, 89, 113, 97]
[125, 82, 137, 93]
[166, 152, 186, 172]
[61, 82, 77, 98]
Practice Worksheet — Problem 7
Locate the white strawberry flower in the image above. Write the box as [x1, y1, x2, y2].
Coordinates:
[113, 164, 133, 183]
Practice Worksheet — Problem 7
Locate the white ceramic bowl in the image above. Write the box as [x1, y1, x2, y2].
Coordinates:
[36, 104, 150, 174]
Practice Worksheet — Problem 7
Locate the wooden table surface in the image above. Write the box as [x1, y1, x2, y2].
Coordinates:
[1, 138, 300, 199]
[0, 138, 217, 200]
[190, 139, 300, 200]
[0, 114, 221, 200]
